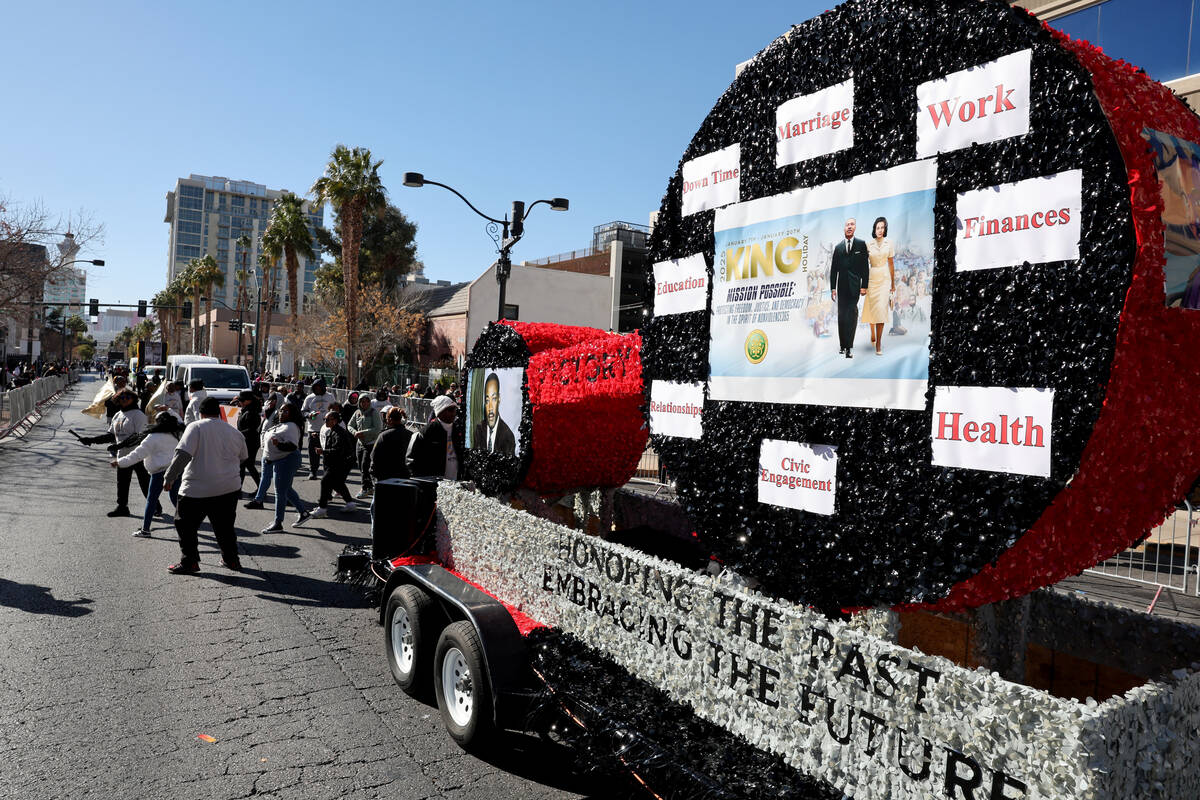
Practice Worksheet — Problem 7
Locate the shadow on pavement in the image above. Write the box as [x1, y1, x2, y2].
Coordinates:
[0, 577, 94, 617]
[479, 730, 621, 798]
[200, 566, 373, 609]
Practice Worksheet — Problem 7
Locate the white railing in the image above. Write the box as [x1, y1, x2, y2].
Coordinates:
[1085, 500, 1199, 599]
[0, 375, 70, 438]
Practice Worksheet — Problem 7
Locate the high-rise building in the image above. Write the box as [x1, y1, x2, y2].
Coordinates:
[1014, 1, 1200, 109]
[42, 266, 86, 312]
[163, 174, 324, 314]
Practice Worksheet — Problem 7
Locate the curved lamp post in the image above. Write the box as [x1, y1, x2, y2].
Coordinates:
[401, 172, 567, 321]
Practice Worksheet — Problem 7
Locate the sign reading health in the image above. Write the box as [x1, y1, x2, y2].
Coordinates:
[641, 0, 1200, 614]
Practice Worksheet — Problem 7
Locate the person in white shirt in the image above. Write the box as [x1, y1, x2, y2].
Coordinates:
[300, 379, 333, 478]
[112, 410, 184, 537]
[255, 403, 313, 533]
[183, 380, 208, 425]
[78, 389, 149, 517]
[163, 397, 249, 574]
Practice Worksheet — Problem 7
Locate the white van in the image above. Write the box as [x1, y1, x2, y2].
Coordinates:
[178, 363, 252, 403]
[166, 354, 218, 382]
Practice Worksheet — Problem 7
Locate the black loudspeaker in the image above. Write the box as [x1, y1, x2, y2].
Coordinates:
[409, 477, 440, 539]
[372, 479, 418, 561]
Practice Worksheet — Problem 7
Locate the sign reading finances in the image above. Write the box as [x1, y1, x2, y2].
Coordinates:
[709, 160, 937, 411]
[644, 0, 1162, 613]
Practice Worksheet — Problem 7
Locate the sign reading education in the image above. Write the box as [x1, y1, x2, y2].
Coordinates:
[648, 380, 705, 440]
[955, 171, 1082, 271]
[916, 50, 1031, 158]
[757, 439, 837, 515]
[931, 386, 1054, 477]
[681, 144, 741, 216]
[775, 79, 854, 167]
[652, 254, 709, 315]
[709, 159, 937, 410]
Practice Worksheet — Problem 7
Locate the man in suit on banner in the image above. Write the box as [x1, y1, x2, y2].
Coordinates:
[472, 372, 516, 456]
[829, 217, 870, 358]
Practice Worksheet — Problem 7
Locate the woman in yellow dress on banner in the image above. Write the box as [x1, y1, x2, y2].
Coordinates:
[861, 216, 895, 355]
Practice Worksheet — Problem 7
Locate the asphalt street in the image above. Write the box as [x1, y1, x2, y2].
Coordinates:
[0, 375, 595, 800]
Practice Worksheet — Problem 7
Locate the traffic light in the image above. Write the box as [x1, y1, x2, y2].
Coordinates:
[181, 300, 192, 319]
[137, 300, 147, 317]
[88, 298, 99, 317]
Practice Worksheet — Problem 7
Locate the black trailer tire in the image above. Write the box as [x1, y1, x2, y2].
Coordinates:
[433, 620, 495, 749]
[385, 584, 435, 696]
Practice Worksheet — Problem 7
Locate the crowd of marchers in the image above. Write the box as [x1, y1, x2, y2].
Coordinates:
[76, 371, 464, 574]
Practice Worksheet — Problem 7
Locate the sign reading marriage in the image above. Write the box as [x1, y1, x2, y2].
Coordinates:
[711, 160, 936, 411]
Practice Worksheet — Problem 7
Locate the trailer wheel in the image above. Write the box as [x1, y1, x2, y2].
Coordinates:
[434, 621, 494, 749]
[385, 585, 434, 695]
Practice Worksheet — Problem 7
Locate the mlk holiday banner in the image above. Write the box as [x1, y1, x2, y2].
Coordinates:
[709, 160, 937, 411]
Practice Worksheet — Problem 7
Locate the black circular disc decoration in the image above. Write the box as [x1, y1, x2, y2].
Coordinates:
[642, 0, 1145, 611]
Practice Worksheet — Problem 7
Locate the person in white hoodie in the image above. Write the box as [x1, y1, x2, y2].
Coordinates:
[183, 380, 208, 425]
[111, 410, 185, 537]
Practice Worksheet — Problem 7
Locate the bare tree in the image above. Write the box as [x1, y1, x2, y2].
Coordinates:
[0, 196, 104, 315]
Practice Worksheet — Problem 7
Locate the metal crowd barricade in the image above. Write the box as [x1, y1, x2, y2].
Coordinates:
[1085, 500, 1198, 599]
[323, 388, 434, 431]
[0, 375, 69, 440]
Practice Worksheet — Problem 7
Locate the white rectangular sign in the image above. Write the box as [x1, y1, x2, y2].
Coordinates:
[757, 439, 837, 515]
[710, 159, 937, 411]
[931, 386, 1054, 478]
[776, 79, 854, 167]
[916, 49, 1031, 158]
[955, 171, 1082, 271]
[648, 381, 705, 440]
[681, 143, 741, 216]
[652, 254, 709, 315]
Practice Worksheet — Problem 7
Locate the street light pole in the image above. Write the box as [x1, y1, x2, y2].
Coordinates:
[401, 172, 568, 321]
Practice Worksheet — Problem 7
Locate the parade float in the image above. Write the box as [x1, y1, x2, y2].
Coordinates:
[350, 1, 1200, 797]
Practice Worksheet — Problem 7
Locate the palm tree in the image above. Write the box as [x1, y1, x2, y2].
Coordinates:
[310, 145, 386, 386]
[152, 286, 180, 356]
[256, 250, 281, 372]
[263, 192, 315, 339]
[191, 254, 224, 354]
[176, 262, 199, 353]
[235, 234, 253, 366]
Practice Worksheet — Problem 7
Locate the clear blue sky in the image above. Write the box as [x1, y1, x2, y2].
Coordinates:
[2, 2, 1180, 308]
[0, 0, 827, 305]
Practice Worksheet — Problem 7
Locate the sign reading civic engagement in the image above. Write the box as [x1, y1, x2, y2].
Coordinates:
[1145, 128, 1200, 309]
[955, 171, 1082, 271]
[653, 254, 708, 315]
[916, 50, 1031, 158]
[757, 439, 837, 515]
[649, 380, 704, 440]
[710, 160, 937, 410]
[465, 366, 524, 457]
[931, 386, 1054, 478]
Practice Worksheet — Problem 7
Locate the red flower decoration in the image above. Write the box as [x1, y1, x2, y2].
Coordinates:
[919, 29, 1200, 612]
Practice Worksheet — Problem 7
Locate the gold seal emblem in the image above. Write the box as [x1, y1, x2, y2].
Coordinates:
[745, 329, 768, 364]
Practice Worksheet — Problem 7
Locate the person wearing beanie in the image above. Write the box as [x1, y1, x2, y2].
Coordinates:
[406, 394, 461, 479]
[300, 378, 333, 478]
